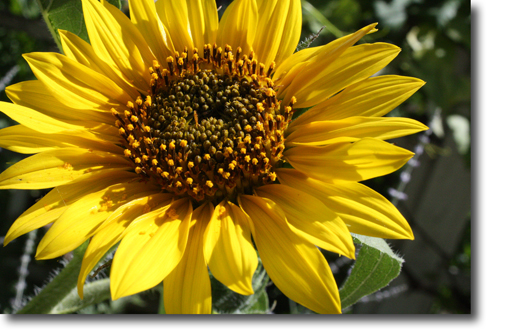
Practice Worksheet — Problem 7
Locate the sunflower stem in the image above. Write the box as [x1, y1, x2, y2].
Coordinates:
[34, 0, 64, 53]
[17, 242, 88, 314]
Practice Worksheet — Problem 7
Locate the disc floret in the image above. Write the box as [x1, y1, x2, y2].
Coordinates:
[113, 44, 295, 204]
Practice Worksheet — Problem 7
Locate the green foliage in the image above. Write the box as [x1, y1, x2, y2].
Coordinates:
[339, 235, 404, 309]
[16, 242, 88, 314]
[35, 0, 122, 50]
[211, 258, 269, 314]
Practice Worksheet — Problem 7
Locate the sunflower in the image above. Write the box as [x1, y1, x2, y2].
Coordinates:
[0, 0, 427, 314]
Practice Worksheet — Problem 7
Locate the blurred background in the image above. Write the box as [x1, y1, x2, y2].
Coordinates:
[0, 0, 470, 314]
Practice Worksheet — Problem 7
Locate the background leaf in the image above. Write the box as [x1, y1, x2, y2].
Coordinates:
[211, 258, 269, 314]
[339, 234, 404, 310]
[36, 0, 122, 51]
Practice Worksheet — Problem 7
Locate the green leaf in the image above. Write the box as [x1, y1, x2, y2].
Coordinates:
[211, 258, 269, 314]
[36, 0, 122, 52]
[339, 234, 404, 310]
[17, 241, 88, 314]
[302, 0, 344, 38]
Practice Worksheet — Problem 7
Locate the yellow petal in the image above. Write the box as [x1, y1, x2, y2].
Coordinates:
[0, 125, 122, 155]
[110, 198, 192, 299]
[23, 52, 130, 110]
[204, 200, 257, 295]
[59, 30, 140, 99]
[5, 80, 113, 122]
[129, 0, 173, 67]
[286, 116, 429, 146]
[277, 23, 377, 103]
[255, 184, 355, 258]
[82, 0, 152, 92]
[289, 75, 426, 129]
[155, 0, 193, 54]
[3, 170, 136, 246]
[217, 0, 258, 55]
[35, 181, 151, 260]
[276, 168, 414, 239]
[0, 102, 85, 134]
[238, 195, 341, 314]
[77, 193, 172, 298]
[163, 202, 213, 314]
[0, 148, 130, 190]
[186, 0, 219, 49]
[285, 43, 401, 108]
[273, 46, 321, 83]
[252, 0, 301, 68]
[284, 138, 414, 182]
[272, 0, 302, 66]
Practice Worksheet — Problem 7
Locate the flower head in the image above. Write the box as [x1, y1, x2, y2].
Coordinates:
[0, 0, 427, 314]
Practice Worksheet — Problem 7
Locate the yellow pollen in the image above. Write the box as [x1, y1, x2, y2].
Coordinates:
[166, 208, 179, 220]
[111, 43, 293, 204]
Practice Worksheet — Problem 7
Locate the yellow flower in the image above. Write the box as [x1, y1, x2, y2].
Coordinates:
[0, 0, 427, 314]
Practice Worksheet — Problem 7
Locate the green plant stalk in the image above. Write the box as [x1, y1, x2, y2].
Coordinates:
[17, 242, 88, 314]
[35, 0, 63, 53]
[302, 0, 345, 38]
